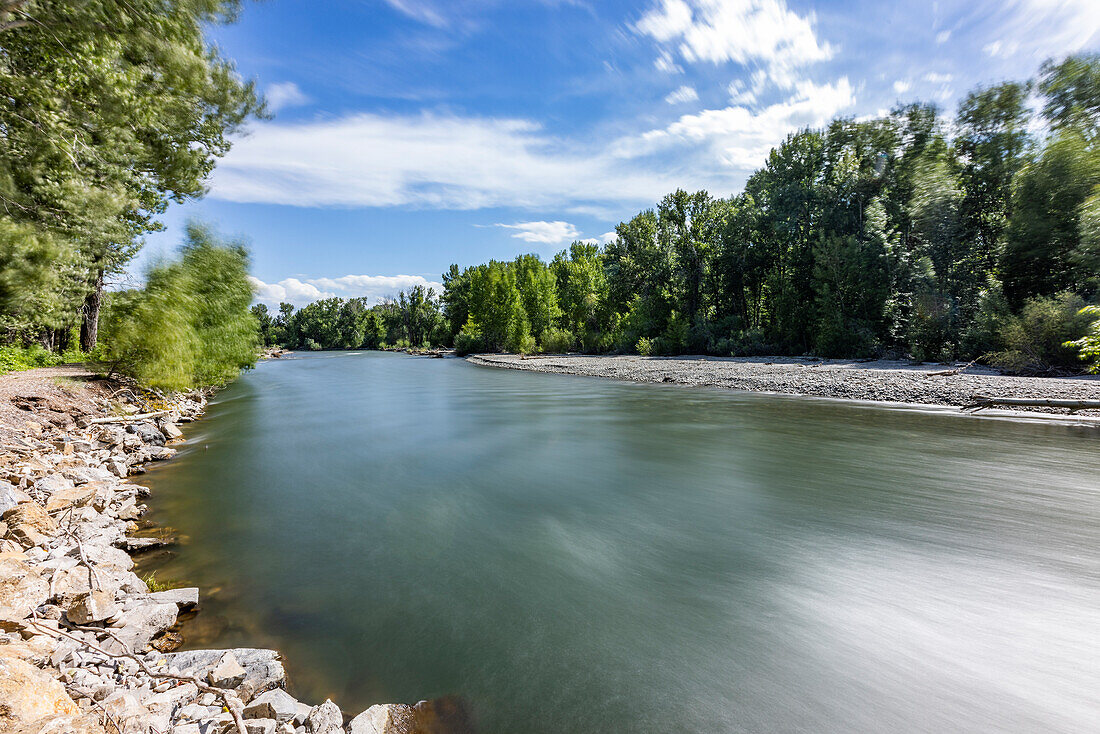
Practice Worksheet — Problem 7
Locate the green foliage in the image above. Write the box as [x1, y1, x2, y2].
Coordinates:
[97, 223, 257, 390]
[0, 344, 63, 373]
[992, 293, 1093, 374]
[540, 327, 575, 353]
[0, 0, 263, 350]
[1066, 306, 1100, 373]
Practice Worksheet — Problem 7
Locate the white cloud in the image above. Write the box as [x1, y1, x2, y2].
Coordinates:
[496, 220, 580, 244]
[249, 276, 332, 306]
[665, 85, 699, 104]
[249, 274, 444, 307]
[923, 72, 953, 83]
[634, 0, 833, 70]
[598, 231, 618, 244]
[265, 82, 310, 113]
[893, 80, 911, 95]
[619, 77, 856, 170]
[982, 0, 1100, 60]
[211, 112, 678, 209]
[935, 30, 951, 44]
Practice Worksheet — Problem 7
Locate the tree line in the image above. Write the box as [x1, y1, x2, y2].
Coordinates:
[268, 54, 1100, 374]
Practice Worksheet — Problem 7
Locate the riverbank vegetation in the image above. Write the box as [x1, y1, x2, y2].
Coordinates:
[263, 55, 1100, 374]
[0, 0, 263, 386]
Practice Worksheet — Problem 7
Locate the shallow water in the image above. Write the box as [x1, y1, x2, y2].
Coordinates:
[141, 351, 1100, 733]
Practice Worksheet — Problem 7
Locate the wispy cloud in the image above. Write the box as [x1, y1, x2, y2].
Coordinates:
[249, 273, 444, 307]
[980, 0, 1099, 61]
[265, 82, 310, 113]
[382, 0, 448, 28]
[496, 220, 580, 244]
[665, 85, 699, 104]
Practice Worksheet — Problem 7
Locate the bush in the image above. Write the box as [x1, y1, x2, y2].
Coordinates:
[0, 344, 63, 372]
[960, 282, 1011, 359]
[540, 327, 575, 353]
[453, 319, 487, 356]
[908, 292, 956, 362]
[1066, 306, 1100, 372]
[635, 337, 653, 356]
[992, 292, 1093, 374]
[304, 338, 321, 351]
[97, 223, 258, 391]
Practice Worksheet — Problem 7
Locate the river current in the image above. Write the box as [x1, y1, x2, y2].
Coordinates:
[140, 351, 1100, 733]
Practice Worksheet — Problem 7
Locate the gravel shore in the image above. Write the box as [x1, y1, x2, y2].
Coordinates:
[467, 354, 1100, 417]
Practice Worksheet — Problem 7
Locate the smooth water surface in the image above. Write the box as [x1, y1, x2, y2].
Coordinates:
[141, 352, 1100, 733]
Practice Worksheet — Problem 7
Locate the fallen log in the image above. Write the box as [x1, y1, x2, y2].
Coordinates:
[87, 410, 169, 424]
[962, 395, 1100, 413]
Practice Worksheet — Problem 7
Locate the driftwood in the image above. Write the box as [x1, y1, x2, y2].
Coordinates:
[87, 410, 169, 425]
[962, 395, 1100, 413]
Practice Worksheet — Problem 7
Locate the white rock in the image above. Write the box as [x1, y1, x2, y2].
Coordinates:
[305, 699, 343, 733]
[244, 688, 298, 723]
[66, 589, 118, 624]
[208, 651, 247, 689]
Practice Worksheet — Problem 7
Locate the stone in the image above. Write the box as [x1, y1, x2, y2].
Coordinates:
[345, 704, 415, 734]
[3, 503, 58, 546]
[161, 421, 184, 440]
[108, 459, 129, 478]
[0, 646, 105, 732]
[146, 446, 177, 461]
[163, 648, 286, 703]
[66, 590, 118, 624]
[345, 698, 473, 734]
[34, 474, 75, 494]
[45, 485, 98, 513]
[208, 651, 247, 688]
[108, 602, 178, 652]
[0, 483, 31, 514]
[147, 587, 199, 608]
[128, 421, 166, 446]
[243, 688, 298, 723]
[244, 719, 278, 734]
[305, 699, 343, 733]
[0, 555, 49, 627]
[142, 682, 199, 715]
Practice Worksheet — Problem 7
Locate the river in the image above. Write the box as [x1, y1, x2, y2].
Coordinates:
[139, 351, 1100, 733]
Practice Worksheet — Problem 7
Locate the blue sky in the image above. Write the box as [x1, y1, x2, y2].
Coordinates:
[136, 0, 1100, 306]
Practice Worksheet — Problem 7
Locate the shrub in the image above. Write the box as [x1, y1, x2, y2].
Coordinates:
[960, 281, 1011, 359]
[1066, 306, 1100, 372]
[992, 292, 1093, 374]
[908, 292, 956, 362]
[97, 223, 258, 391]
[453, 319, 487, 356]
[540, 327, 575, 353]
[304, 338, 321, 351]
[635, 336, 653, 356]
[0, 344, 63, 373]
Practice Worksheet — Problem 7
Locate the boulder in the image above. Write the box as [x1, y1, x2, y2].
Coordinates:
[50, 566, 120, 607]
[160, 421, 184, 440]
[148, 586, 200, 607]
[34, 474, 75, 495]
[107, 601, 178, 652]
[0, 555, 49, 627]
[207, 651, 247, 689]
[0, 483, 30, 515]
[45, 485, 97, 513]
[127, 422, 165, 446]
[3, 503, 58, 547]
[345, 698, 473, 734]
[0, 646, 107, 733]
[305, 699, 343, 733]
[66, 590, 118, 624]
[107, 459, 128, 478]
[243, 719, 277, 734]
[163, 648, 286, 703]
[243, 688, 298, 723]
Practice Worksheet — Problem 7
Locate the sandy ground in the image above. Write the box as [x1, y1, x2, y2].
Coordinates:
[467, 354, 1100, 417]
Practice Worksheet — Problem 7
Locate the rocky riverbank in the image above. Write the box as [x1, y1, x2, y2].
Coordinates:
[467, 354, 1100, 417]
[0, 366, 468, 734]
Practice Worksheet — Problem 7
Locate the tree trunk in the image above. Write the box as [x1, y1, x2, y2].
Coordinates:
[80, 269, 104, 352]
